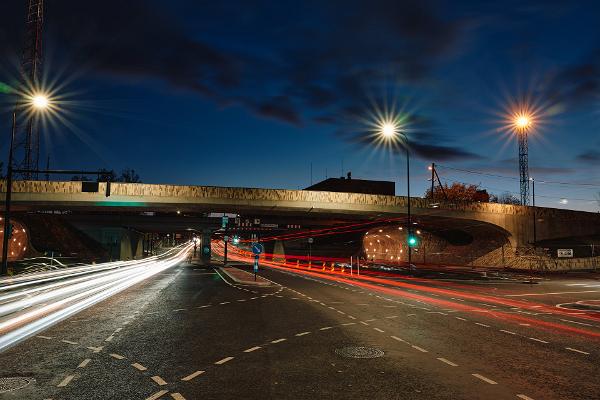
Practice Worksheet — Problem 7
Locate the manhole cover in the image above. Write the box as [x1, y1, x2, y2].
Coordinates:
[335, 346, 384, 359]
[0, 377, 36, 393]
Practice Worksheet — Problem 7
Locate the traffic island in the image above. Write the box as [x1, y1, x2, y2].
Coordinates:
[218, 265, 271, 286]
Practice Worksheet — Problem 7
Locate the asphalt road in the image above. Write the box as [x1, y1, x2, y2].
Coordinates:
[1, 260, 599, 400]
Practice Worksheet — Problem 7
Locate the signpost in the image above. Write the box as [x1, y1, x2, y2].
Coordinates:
[251, 242, 263, 281]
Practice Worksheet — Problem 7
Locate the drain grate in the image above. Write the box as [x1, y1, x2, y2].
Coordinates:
[335, 346, 384, 359]
[0, 377, 36, 393]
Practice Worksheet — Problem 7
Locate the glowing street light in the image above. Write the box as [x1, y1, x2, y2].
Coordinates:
[376, 117, 414, 269]
[514, 114, 531, 130]
[2, 91, 55, 275]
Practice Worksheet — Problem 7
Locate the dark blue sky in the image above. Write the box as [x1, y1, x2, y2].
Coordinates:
[1, 0, 599, 210]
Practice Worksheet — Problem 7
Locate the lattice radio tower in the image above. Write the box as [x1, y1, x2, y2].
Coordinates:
[13, 0, 45, 179]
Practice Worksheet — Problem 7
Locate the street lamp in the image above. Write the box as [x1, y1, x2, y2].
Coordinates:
[2, 93, 50, 275]
[376, 119, 414, 268]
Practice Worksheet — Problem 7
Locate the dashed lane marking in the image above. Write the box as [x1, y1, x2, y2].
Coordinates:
[87, 346, 103, 353]
[411, 345, 428, 353]
[271, 338, 287, 343]
[506, 290, 600, 297]
[341, 322, 356, 326]
[146, 390, 169, 400]
[215, 357, 234, 365]
[319, 326, 333, 331]
[295, 332, 311, 336]
[385, 315, 398, 319]
[110, 353, 125, 360]
[559, 319, 594, 327]
[219, 302, 230, 305]
[77, 359, 91, 368]
[244, 346, 262, 352]
[171, 393, 186, 400]
[237, 299, 246, 302]
[437, 358, 458, 367]
[455, 317, 467, 321]
[472, 374, 498, 384]
[500, 330, 517, 335]
[181, 370, 204, 381]
[37, 335, 53, 340]
[173, 308, 186, 312]
[475, 323, 490, 328]
[61, 339, 78, 345]
[57, 375, 75, 387]
[359, 321, 369, 325]
[374, 328, 385, 333]
[529, 337, 549, 344]
[517, 394, 535, 400]
[105, 335, 114, 342]
[565, 347, 590, 355]
[132, 363, 148, 371]
[391, 336, 408, 343]
[151, 376, 168, 386]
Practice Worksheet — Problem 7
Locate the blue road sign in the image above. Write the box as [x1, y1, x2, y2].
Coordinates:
[251, 243, 263, 255]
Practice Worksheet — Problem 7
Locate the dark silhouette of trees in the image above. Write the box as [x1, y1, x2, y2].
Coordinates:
[119, 168, 141, 183]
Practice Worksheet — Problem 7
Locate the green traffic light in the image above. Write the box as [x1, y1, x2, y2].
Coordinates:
[407, 236, 417, 247]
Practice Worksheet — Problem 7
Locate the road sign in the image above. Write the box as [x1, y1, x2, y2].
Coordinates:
[308, 237, 314, 244]
[252, 243, 264, 255]
[557, 249, 573, 258]
[223, 235, 229, 242]
[222, 215, 229, 228]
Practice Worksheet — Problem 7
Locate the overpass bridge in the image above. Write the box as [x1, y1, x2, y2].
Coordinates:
[1, 180, 599, 270]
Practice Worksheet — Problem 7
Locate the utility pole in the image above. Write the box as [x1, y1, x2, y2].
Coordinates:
[518, 128, 530, 206]
[430, 162, 435, 200]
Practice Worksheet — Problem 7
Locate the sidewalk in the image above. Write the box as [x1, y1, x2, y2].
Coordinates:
[218, 265, 271, 286]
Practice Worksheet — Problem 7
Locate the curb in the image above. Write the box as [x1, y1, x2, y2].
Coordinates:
[217, 267, 271, 286]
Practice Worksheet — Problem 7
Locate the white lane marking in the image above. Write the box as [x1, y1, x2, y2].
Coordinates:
[77, 358, 91, 368]
[472, 373, 498, 384]
[517, 395, 535, 400]
[87, 346, 103, 353]
[271, 338, 287, 343]
[455, 317, 467, 321]
[132, 363, 148, 371]
[105, 335, 114, 342]
[173, 308, 186, 312]
[519, 323, 531, 326]
[37, 335, 53, 340]
[359, 321, 369, 325]
[500, 329, 517, 335]
[529, 337, 549, 344]
[151, 376, 168, 386]
[215, 357, 234, 365]
[243, 346, 262, 353]
[319, 326, 333, 331]
[171, 393, 186, 400]
[475, 323, 490, 328]
[57, 375, 75, 387]
[348, 315, 357, 319]
[437, 357, 458, 367]
[145, 390, 169, 400]
[198, 305, 211, 308]
[411, 345, 428, 353]
[565, 347, 590, 355]
[61, 339, 78, 345]
[237, 299, 246, 302]
[365, 319, 376, 322]
[250, 297, 258, 300]
[219, 301, 230, 305]
[559, 319, 594, 327]
[181, 370, 204, 381]
[506, 290, 600, 297]
[337, 310, 346, 314]
[295, 332, 311, 336]
[110, 353, 125, 360]
[114, 328, 123, 332]
[391, 336, 408, 343]
[373, 328, 385, 333]
[341, 322, 356, 326]
[385, 315, 398, 319]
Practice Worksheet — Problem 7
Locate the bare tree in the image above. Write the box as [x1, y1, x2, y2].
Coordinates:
[491, 192, 521, 205]
[119, 168, 141, 183]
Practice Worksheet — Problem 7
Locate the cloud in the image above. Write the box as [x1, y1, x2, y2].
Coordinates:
[577, 150, 600, 163]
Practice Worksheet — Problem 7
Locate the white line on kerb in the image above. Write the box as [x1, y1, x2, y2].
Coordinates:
[215, 356, 234, 365]
[77, 358, 91, 368]
[472, 373, 498, 384]
[57, 375, 75, 387]
[565, 347, 590, 355]
[181, 370, 204, 381]
[437, 357, 458, 367]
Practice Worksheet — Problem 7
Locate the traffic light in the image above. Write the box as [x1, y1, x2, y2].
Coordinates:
[407, 233, 418, 247]
[232, 235, 240, 245]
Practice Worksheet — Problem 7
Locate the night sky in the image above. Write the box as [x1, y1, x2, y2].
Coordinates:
[1, 0, 599, 211]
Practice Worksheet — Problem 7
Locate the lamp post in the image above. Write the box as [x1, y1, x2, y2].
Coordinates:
[379, 122, 412, 268]
[2, 94, 49, 275]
